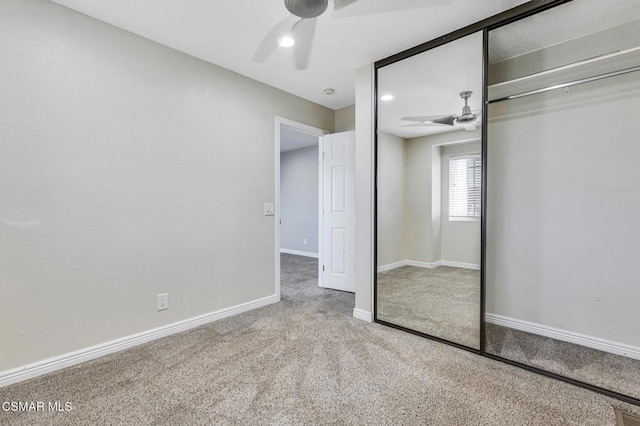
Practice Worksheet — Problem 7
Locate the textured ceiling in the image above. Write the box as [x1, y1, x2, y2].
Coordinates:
[48, 0, 527, 110]
[489, 0, 640, 63]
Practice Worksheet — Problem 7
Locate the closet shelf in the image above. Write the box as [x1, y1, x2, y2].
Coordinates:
[488, 46, 640, 102]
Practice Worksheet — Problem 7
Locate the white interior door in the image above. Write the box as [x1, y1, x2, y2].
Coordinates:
[322, 131, 355, 292]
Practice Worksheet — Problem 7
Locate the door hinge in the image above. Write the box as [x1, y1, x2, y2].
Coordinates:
[322, 265, 325, 271]
[323, 151, 326, 159]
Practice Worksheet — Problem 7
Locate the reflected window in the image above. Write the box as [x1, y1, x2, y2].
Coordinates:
[449, 154, 481, 220]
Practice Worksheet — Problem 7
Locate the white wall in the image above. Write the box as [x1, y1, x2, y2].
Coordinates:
[486, 78, 640, 346]
[280, 146, 319, 254]
[376, 132, 406, 266]
[441, 142, 481, 266]
[0, 0, 334, 373]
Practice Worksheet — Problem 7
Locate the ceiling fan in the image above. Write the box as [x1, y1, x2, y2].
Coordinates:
[253, 0, 453, 70]
[401, 91, 482, 130]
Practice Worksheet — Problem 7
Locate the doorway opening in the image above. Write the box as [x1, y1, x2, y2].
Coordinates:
[275, 117, 356, 300]
[275, 118, 327, 300]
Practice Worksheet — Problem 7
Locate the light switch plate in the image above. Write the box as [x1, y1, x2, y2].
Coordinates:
[264, 202, 275, 216]
[157, 293, 168, 311]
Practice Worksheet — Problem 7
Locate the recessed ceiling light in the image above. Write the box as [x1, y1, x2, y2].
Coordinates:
[381, 94, 394, 101]
[278, 36, 295, 47]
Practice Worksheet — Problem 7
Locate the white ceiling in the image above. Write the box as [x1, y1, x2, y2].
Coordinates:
[49, 0, 527, 110]
[378, 31, 483, 139]
[280, 126, 319, 152]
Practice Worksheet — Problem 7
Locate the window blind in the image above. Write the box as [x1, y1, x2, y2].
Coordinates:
[449, 154, 482, 219]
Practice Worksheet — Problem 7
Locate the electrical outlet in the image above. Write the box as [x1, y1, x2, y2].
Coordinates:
[157, 293, 168, 311]
[303, 238, 308, 245]
[264, 202, 275, 216]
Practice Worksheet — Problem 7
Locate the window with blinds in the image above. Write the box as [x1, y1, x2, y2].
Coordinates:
[449, 154, 481, 220]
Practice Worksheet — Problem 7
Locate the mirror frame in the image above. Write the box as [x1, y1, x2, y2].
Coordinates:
[375, 30, 485, 351]
[372, 0, 640, 407]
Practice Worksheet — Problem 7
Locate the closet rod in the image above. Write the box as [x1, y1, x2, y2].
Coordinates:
[488, 65, 640, 104]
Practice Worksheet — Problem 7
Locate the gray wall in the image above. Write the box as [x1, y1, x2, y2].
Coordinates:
[376, 132, 406, 266]
[376, 130, 482, 268]
[404, 135, 437, 263]
[404, 131, 482, 264]
[0, 0, 334, 372]
[441, 142, 481, 266]
[486, 74, 640, 346]
[280, 146, 319, 254]
[335, 105, 356, 132]
[354, 64, 375, 317]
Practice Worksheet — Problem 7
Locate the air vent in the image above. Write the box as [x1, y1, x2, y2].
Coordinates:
[615, 408, 640, 426]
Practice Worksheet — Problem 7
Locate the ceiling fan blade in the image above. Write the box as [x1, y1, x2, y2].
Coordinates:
[252, 15, 298, 63]
[432, 115, 456, 125]
[401, 115, 455, 122]
[292, 18, 317, 70]
[401, 122, 449, 128]
[332, 0, 453, 19]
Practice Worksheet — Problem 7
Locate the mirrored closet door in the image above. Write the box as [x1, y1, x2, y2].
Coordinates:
[485, 0, 640, 399]
[375, 31, 483, 349]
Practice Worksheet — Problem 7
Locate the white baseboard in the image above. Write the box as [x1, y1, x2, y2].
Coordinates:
[377, 260, 438, 272]
[280, 248, 318, 258]
[353, 308, 373, 322]
[486, 313, 640, 361]
[377, 261, 407, 272]
[377, 259, 479, 272]
[0, 295, 279, 388]
[404, 260, 440, 269]
[440, 261, 480, 270]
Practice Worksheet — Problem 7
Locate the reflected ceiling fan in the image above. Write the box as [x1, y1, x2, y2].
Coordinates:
[401, 91, 482, 130]
[253, 0, 453, 69]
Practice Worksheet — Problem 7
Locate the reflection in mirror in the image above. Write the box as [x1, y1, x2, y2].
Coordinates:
[376, 32, 483, 349]
[486, 0, 640, 399]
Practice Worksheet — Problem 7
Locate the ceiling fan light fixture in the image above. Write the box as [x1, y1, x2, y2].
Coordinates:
[278, 36, 296, 47]
[285, 0, 329, 19]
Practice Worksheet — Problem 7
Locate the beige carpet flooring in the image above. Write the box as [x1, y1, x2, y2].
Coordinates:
[0, 253, 638, 425]
[377, 266, 480, 348]
[486, 323, 640, 401]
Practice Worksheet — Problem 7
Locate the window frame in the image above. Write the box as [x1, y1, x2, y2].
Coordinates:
[448, 153, 482, 222]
